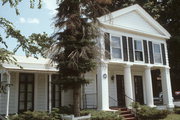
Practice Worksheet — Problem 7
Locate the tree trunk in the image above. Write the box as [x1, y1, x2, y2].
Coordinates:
[73, 84, 81, 117]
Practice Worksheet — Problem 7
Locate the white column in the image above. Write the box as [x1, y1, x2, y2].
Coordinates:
[144, 66, 155, 107]
[48, 74, 52, 113]
[97, 63, 109, 110]
[161, 67, 174, 108]
[6, 72, 10, 118]
[124, 64, 133, 108]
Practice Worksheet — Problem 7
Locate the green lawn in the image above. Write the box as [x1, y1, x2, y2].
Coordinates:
[161, 114, 180, 120]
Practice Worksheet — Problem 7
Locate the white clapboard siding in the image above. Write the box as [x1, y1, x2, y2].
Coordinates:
[84, 73, 96, 108]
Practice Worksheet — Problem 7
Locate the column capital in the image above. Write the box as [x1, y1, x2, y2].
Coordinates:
[145, 65, 152, 69]
[124, 64, 133, 68]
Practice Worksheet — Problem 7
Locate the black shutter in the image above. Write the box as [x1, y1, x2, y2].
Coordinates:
[122, 36, 128, 61]
[161, 43, 166, 65]
[148, 41, 154, 64]
[104, 32, 111, 59]
[143, 40, 149, 63]
[128, 37, 134, 62]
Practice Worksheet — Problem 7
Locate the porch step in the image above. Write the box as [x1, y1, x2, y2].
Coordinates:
[110, 107, 137, 120]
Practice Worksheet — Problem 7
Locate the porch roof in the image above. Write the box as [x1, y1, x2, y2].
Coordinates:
[2, 55, 58, 72]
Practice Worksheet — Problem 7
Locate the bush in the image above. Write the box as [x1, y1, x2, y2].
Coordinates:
[58, 105, 74, 115]
[9, 110, 62, 120]
[132, 102, 169, 120]
[80, 110, 122, 120]
[9, 111, 53, 120]
[174, 106, 180, 114]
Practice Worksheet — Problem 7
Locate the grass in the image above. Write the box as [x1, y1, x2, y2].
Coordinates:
[161, 114, 180, 120]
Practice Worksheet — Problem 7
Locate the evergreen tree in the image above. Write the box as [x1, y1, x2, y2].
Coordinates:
[52, 0, 111, 116]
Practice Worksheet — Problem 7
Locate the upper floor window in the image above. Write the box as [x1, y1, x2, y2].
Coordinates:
[153, 43, 162, 63]
[134, 40, 143, 61]
[111, 36, 122, 59]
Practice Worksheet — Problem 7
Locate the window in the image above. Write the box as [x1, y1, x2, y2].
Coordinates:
[134, 40, 143, 61]
[153, 43, 162, 63]
[111, 36, 122, 59]
[18, 73, 34, 113]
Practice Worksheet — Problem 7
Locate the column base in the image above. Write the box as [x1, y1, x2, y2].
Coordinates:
[147, 105, 156, 108]
[167, 104, 174, 109]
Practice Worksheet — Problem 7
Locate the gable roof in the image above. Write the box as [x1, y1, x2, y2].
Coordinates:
[98, 4, 170, 39]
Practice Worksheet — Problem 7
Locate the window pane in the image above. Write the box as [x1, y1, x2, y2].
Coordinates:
[55, 101, 59, 107]
[27, 93, 32, 101]
[20, 84, 25, 92]
[27, 102, 32, 110]
[135, 51, 143, 61]
[19, 102, 25, 110]
[111, 36, 121, 48]
[112, 48, 122, 58]
[27, 84, 32, 92]
[154, 54, 162, 63]
[154, 44, 160, 53]
[134, 40, 142, 51]
[20, 93, 25, 101]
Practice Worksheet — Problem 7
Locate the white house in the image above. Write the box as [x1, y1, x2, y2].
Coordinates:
[0, 4, 174, 116]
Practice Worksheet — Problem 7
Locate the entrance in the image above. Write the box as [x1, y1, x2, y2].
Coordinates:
[18, 73, 34, 113]
[116, 75, 125, 107]
[134, 76, 144, 104]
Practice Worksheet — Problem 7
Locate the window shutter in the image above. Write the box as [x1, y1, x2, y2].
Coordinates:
[161, 43, 166, 65]
[148, 41, 154, 64]
[104, 32, 111, 59]
[143, 40, 149, 63]
[122, 36, 128, 61]
[128, 37, 134, 62]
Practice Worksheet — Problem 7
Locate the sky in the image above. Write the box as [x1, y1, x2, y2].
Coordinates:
[0, 0, 58, 55]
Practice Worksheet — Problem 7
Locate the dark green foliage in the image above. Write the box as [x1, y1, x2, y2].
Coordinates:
[9, 111, 60, 120]
[132, 103, 169, 120]
[58, 105, 74, 115]
[174, 106, 180, 114]
[80, 110, 122, 120]
[52, 0, 110, 116]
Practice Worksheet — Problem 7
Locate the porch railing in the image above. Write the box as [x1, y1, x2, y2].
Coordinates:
[83, 93, 97, 109]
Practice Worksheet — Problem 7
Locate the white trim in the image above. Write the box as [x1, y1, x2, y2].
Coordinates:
[98, 4, 171, 39]
[133, 39, 144, 63]
[152, 42, 163, 65]
[48, 74, 52, 113]
[110, 34, 124, 61]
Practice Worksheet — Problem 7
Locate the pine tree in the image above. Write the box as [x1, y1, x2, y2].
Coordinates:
[52, 0, 111, 116]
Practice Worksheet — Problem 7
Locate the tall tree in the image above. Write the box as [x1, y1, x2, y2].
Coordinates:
[0, 0, 54, 93]
[52, 0, 111, 116]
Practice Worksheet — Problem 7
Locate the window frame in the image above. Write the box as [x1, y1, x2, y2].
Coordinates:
[110, 35, 123, 60]
[153, 42, 163, 64]
[133, 39, 144, 62]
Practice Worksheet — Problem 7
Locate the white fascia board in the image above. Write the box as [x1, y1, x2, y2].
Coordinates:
[101, 22, 170, 39]
[98, 4, 171, 39]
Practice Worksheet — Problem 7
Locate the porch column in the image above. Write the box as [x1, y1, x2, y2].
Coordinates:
[6, 71, 11, 118]
[161, 67, 174, 108]
[144, 66, 155, 107]
[97, 63, 109, 110]
[48, 74, 52, 113]
[124, 64, 133, 108]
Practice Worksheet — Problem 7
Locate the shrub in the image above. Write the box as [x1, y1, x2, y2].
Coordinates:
[58, 105, 74, 115]
[9, 110, 62, 120]
[174, 106, 180, 114]
[80, 110, 122, 120]
[9, 111, 53, 120]
[137, 105, 169, 120]
[132, 102, 169, 120]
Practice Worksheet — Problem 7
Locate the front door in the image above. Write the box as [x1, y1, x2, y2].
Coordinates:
[134, 76, 144, 104]
[18, 73, 34, 113]
[116, 75, 125, 107]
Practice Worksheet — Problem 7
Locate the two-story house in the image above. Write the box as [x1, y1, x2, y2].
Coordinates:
[0, 4, 174, 117]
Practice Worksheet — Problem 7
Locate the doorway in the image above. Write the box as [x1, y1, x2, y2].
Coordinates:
[18, 73, 34, 113]
[134, 76, 144, 104]
[116, 75, 125, 107]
